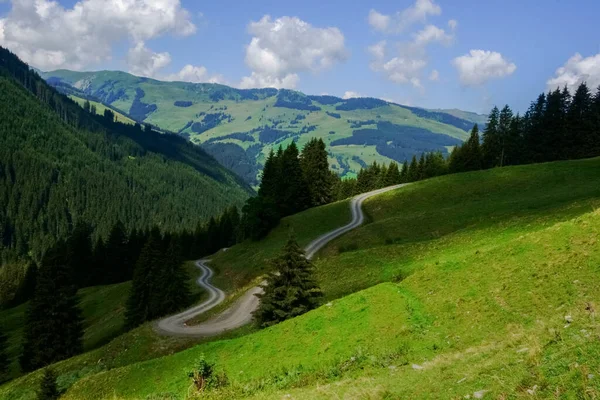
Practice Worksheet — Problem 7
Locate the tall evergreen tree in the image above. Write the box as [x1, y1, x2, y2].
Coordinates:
[125, 230, 164, 329]
[522, 93, 546, 163]
[384, 161, 402, 185]
[566, 82, 593, 158]
[104, 221, 131, 284]
[497, 105, 514, 167]
[482, 106, 501, 167]
[255, 235, 322, 328]
[399, 160, 409, 183]
[37, 368, 59, 400]
[406, 155, 419, 182]
[280, 142, 310, 216]
[20, 242, 84, 372]
[257, 149, 281, 204]
[300, 138, 335, 206]
[153, 239, 191, 317]
[66, 222, 93, 288]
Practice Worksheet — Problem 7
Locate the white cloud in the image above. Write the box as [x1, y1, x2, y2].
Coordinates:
[240, 15, 347, 89]
[429, 69, 439, 81]
[452, 50, 517, 86]
[369, 0, 441, 34]
[342, 91, 361, 99]
[546, 53, 600, 92]
[368, 40, 387, 60]
[368, 24, 453, 88]
[0, 0, 195, 71]
[412, 24, 453, 47]
[164, 64, 226, 84]
[368, 10, 390, 32]
[448, 19, 458, 30]
[127, 42, 171, 78]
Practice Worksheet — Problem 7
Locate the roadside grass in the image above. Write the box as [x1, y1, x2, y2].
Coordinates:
[208, 199, 351, 292]
[45, 206, 600, 399]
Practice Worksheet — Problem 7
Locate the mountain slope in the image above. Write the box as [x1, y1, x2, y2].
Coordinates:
[2, 157, 598, 399]
[0, 47, 250, 288]
[41, 69, 485, 185]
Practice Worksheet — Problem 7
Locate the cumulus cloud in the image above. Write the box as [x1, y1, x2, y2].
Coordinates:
[412, 24, 453, 47]
[342, 91, 362, 99]
[367, 0, 454, 88]
[452, 50, 517, 86]
[164, 64, 226, 84]
[127, 42, 171, 78]
[0, 0, 195, 71]
[240, 15, 347, 89]
[368, 24, 453, 88]
[429, 69, 439, 81]
[546, 53, 600, 92]
[368, 0, 441, 34]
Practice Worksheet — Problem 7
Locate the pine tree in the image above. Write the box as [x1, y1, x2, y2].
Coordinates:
[37, 368, 59, 400]
[482, 106, 501, 167]
[154, 239, 191, 317]
[66, 222, 93, 288]
[566, 82, 593, 158]
[407, 155, 419, 182]
[0, 326, 8, 381]
[399, 161, 409, 183]
[104, 221, 131, 284]
[300, 138, 335, 206]
[497, 105, 514, 167]
[125, 230, 164, 329]
[280, 142, 310, 216]
[522, 93, 546, 163]
[465, 124, 482, 171]
[255, 235, 322, 328]
[258, 149, 280, 204]
[384, 162, 401, 185]
[20, 243, 84, 372]
[505, 114, 524, 166]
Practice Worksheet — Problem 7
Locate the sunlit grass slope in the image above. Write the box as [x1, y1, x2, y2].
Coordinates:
[2, 157, 600, 399]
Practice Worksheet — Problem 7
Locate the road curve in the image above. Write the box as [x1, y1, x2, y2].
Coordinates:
[155, 184, 405, 337]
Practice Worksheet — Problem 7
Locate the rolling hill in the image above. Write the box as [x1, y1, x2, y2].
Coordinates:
[2, 157, 599, 399]
[40, 70, 485, 186]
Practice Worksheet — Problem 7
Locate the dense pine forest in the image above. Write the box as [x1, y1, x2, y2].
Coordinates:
[0, 47, 251, 306]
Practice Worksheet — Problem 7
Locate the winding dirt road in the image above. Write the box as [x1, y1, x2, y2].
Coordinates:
[155, 184, 405, 337]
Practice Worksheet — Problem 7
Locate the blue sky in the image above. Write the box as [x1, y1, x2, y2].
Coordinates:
[1, 0, 599, 113]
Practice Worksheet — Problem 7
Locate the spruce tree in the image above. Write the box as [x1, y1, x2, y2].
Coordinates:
[255, 235, 322, 328]
[66, 222, 93, 288]
[522, 93, 546, 163]
[280, 142, 310, 216]
[156, 239, 191, 316]
[482, 106, 501, 167]
[0, 326, 8, 381]
[20, 243, 84, 372]
[104, 221, 131, 284]
[125, 230, 164, 329]
[37, 368, 59, 400]
[399, 161, 409, 183]
[464, 124, 482, 171]
[384, 162, 402, 185]
[407, 155, 419, 182]
[497, 105, 514, 167]
[566, 82, 593, 158]
[300, 138, 335, 206]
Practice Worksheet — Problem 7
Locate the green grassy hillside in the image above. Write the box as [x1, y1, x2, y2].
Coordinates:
[68, 95, 135, 125]
[41, 70, 484, 186]
[2, 157, 599, 399]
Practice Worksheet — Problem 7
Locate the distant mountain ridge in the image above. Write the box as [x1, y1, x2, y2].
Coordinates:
[41, 69, 486, 186]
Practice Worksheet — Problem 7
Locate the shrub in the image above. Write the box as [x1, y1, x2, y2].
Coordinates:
[187, 355, 228, 393]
